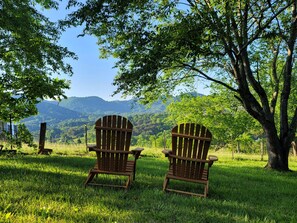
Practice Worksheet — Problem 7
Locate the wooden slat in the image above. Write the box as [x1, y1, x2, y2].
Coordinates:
[181, 124, 189, 177]
[92, 149, 132, 154]
[171, 133, 211, 141]
[102, 117, 108, 169]
[169, 154, 211, 163]
[186, 124, 195, 178]
[111, 116, 117, 170]
[118, 116, 124, 170]
[176, 124, 184, 176]
[95, 126, 132, 132]
[195, 125, 202, 178]
[171, 126, 178, 176]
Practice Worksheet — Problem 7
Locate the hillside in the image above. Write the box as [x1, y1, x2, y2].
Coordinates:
[22, 101, 86, 131]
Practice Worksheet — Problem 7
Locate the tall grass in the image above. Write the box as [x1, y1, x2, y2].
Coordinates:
[1, 144, 297, 222]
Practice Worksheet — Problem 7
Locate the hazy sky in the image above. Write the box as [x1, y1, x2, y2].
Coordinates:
[45, 2, 209, 101]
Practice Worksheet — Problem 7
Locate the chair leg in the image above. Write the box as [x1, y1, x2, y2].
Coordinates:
[133, 162, 136, 180]
[204, 181, 209, 197]
[84, 171, 96, 187]
[163, 176, 169, 191]
[125, 175, 132, 190]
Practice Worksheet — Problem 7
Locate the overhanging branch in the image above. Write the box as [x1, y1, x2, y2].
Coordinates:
[181, 62, 238, 93]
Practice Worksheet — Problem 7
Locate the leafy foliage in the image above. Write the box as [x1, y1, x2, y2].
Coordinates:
[0, 0, 76, 121]
[167, 87, 262, 151]
[16, 123, 37, 148]
[2, 123, 36, 149]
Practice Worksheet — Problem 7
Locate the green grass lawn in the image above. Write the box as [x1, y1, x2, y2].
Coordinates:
[1, 145, 297, 222]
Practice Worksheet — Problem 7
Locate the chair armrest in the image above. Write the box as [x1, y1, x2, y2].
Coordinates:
[87, 144, 96, 152]
[208, 155, 218, 162]
[208, 155, 218, 167]
[131, 147, 144, 159]
[162, 149, 172, 157]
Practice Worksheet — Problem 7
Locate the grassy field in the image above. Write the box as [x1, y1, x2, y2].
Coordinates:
[1, 144, 297, 222]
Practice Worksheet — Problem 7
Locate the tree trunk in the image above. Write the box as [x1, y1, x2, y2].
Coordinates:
[292, 141, 297, 156]
[237, 141, 240, 153]
[265, 127, 290, 171]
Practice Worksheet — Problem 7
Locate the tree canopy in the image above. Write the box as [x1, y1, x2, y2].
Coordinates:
[167, 87, 259, 147]
[65, 0, 297, 170]
[0, 0, 76, 121]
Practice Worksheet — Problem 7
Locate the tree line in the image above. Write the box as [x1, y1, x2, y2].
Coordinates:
[8, 92, 295, 156]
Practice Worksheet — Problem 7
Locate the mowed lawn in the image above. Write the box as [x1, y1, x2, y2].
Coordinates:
[1, 146, 297, 223]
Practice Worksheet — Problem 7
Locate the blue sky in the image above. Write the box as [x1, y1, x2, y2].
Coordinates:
[45, 2, 209, 101]
[59, 29, 122, 101]
[44, 3, 123, 101]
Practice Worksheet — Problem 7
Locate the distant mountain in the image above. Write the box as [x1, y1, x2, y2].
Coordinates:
[58, 96, 129, 114]
[58, 96, 168, 114]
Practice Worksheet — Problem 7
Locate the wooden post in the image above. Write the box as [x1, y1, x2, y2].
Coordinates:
[163, 130, 166, 149]
[38, 122, 52, 155]
[9, 114, 13, 150]
[85, 124, 88, 152]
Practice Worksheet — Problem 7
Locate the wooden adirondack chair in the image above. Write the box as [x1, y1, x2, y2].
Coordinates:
[85, 115, 144, 189]
[162, 123, 218, 197]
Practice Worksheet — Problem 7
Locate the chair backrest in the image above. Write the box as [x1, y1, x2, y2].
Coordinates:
[95, 115, 133, 172]
[171, 123, 212, 179]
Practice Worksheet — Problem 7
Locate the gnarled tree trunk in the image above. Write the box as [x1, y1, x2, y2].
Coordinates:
[264, 125, 291, 171]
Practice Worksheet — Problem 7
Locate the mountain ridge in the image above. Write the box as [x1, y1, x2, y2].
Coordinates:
[21, 93, 203, 132]
[21, 96, 169, 131]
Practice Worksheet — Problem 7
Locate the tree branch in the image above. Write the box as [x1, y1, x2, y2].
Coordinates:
[238, 1, 294, 54]
[181, 62, 238, 93]
[281, 1, 297, 141]
[269, 40, 281, 115]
